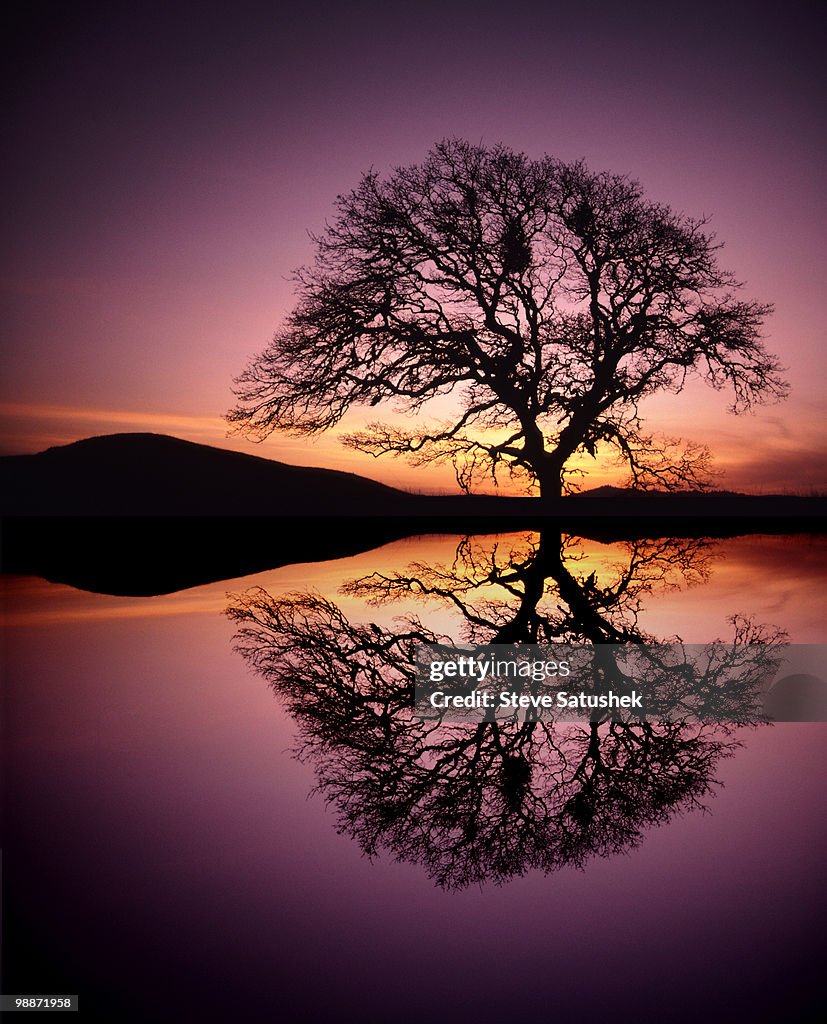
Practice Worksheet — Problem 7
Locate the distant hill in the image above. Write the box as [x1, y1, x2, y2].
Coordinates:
[1, 432, 825, 518]
[0, 433, 413, 515]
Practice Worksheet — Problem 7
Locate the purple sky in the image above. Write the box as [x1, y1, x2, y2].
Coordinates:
[2, 1, 825, 492]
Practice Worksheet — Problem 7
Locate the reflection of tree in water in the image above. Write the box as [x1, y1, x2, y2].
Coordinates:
[343, 531, 713, 644]
[228, 532, 784, 888]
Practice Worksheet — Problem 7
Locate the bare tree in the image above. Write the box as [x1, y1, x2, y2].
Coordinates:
[228, 139, 787, 497]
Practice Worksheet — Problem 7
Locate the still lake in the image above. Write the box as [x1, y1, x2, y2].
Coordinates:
[3, 531, 826, 1022]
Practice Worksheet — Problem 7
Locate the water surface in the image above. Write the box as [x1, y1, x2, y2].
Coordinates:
[3, 532, 825, 1021]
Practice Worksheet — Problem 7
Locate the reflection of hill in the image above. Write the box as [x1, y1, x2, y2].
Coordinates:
[3, 515, 825, 597]
[2, 432, 826, 517]
[1, 518, 411, 596]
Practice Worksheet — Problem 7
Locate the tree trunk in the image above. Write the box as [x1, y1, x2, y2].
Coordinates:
[522, 420, 566, 499]
[536, 454, 565, 500]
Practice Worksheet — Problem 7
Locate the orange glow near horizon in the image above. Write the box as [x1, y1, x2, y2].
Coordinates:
[3, 394, 825, 496]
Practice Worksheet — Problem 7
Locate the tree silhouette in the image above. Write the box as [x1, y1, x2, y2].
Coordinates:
[229, 139, 787, 496]
[227, 532, 785, 887]
[342, 531, 714, 645]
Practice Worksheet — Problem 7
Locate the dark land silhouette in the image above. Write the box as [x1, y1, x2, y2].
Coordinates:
[0, 432, 408, 515]
[1, 431, 824, 518]
[3, 513, 825, 597]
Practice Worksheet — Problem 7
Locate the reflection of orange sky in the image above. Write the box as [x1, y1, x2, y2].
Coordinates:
[3, 391, 826, 495]
[5, 532, 825, 643]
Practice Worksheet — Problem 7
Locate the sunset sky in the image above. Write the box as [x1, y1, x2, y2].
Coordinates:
[2, 1, 825, 493]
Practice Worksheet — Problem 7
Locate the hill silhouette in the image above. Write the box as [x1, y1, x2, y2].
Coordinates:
[1, 432, 825, 518]
[0, 433, 413, 515]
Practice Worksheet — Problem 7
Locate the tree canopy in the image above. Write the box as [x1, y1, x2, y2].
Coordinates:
[228, 139, 787, 496]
